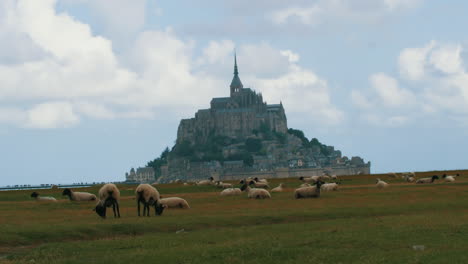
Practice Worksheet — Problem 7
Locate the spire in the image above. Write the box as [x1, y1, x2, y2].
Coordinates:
[230, 50, 243, 96]
[234, 50, 239, 75]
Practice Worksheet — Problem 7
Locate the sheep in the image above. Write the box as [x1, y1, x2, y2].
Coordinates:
[416, 175, 439, 184]
[321, 183, 339, 191]
[62, 188, 97, 201]
[30, 192, 57, 202]
[387, 172, 398, 178]
[220, 188, 242, 196]
[249, 180, 269, 189]
[403, 174, 415, 182]
[442, 174, 456, 183]
[300, 183, 311, 188]
[299, 176, 319, 183]
[196, 176, 215, 186]
[94, 184, 120, 218]
[330, 175, 338, 180]
[240, 183, 271, 199]
[376, 178, 388, 188]
[239, 178, 254, 184]
[319, 175, 331, 182]
[254, 177, 268, 184]
[215, 181, 233, 189]
[159, 197, 190, 209]
[135, 184, 164, 216]
[271, 183, 285, 193]
[294, 181, 323, 199]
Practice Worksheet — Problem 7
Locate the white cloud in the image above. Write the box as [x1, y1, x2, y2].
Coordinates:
[271, 6, 323, 25]
[429, 44, 464, 75]
[398, 41, 434, 81]
[370, 73, 415, 107]
[25, 102, 79, 129]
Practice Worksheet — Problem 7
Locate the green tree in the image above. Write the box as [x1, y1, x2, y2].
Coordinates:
[245, 138, 262, 153]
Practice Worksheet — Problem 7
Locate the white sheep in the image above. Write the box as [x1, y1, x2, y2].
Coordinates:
[30, 192, 57, 202]
[442, 174, 456, 182]
[319, 175, 331, 182]
[294, 181, 323, 199]
[416, 175, 439, 184]
[239, 178, 254, 184]
[159, 197, 190, 209]
[299, 176, 320, 183]
[94, 183, 121, 218]
[321, 183, 339, 191]
[240, 183, 271, 199]
[376, 178, 388, 188]
[196, 176, 215, 186]
[136, 184, 164, 216]
[271, 183, 285, 193]
[62, 188, 97, 201]
[300, 183, 311, 188]
[254, 177, 268, 184]
[220, 188, 242, 196]
[249, 180, 269, 189]
[216, 181, 233, 189]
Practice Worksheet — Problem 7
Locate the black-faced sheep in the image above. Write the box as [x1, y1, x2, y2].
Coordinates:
[442, 174, 457, 182]
[159, 197, 190, 209]
[94, 184, 120, 218]
[254, 177, 268, 184]
[216, 181, 233, 189]
[294, 181, 323, 199]
[196, 176, 215, 186]
[220, 188, 242, 196]
[416, 175, 439, 184]
[62, 188, 97, 201]
[249, 180, 269, 189]
[299, 176, 319, 183]
[240, 183, 271, 199]
[30, 192, 57, 202]
[271, 183, 285, 193]
[376, 178, 388, 188]
[136, 184, 164, 216]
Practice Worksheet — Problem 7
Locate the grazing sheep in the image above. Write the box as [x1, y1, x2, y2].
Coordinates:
[271, 183, 285, 193]
[248, 180, 269, 189]
[294, 181, 323, 199]
[94, 184, 120, 218]
[196, 177, 215, 186]
[321, 183, 339, 191]
[220, 188, 242, 196]
[62, 188, 97, 201]
[442, 174, 456, 183]
[299, 176, 319, 183]
[240, 183, 271, 199]
[216, 181, 233, 189]
[159, 197, 190, 209]
[416, 175, 439, 184]
[136, 184, 164, 216]
[30, 192, 57, 202]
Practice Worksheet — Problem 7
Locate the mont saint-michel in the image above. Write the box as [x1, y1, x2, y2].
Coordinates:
[127, 55, 370, 183]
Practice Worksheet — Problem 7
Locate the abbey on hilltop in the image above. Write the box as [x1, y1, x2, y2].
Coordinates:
[130, 54, 370, 183]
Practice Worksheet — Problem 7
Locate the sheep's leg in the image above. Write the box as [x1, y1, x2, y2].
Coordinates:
[137, 201, 141, 216]
[116, 202, 120, 218]
[112, 203, 117, 218]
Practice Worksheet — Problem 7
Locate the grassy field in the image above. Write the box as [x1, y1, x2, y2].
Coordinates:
[1, 170, 467, 264]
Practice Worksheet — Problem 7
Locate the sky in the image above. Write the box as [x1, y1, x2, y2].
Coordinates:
[1, 0, 468, 186]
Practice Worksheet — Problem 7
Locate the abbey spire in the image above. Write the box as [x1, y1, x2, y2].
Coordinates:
[230, 52, 243, 96]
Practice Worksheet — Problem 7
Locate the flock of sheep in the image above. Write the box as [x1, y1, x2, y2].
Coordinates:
[29, 172, 460, 218]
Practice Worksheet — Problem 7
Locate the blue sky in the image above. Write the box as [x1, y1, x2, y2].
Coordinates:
[1, 0, 468, 186]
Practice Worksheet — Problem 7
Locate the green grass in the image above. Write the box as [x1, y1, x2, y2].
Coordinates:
[1, 171, 467, 263]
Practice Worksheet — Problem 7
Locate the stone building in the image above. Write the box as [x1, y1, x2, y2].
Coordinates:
[125, 167, 155, 183]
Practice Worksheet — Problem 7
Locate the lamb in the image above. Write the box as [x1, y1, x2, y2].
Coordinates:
[294, 181, 323, 199]
[442, 174, 456, 182]
[376, 178, 388, 188]
[216, 181, 233, 189]
[271, 183, 285, 193]
[240, 183, 271, 199]
[94, 183, 120, 218]
[136, 184, 164, 216]
[196, 176, 215, 186]
[254, 177, 268, 184]
[159, 197, 190, 209]
[249, 180, 269, 189]
[220, 188, 242, 196]
[321, 183, 339, 191]
[299, 176, 319, 183]
[62, 188, 97, 201]
[416, 175, 439, 184]
[30, 192, 57, 202]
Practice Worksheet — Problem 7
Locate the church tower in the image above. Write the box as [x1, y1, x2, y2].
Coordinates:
[230, 52, 243, 97]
